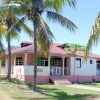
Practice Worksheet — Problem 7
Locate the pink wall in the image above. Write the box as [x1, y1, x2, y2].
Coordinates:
[14, 75, 100, 84]
[24, 75, 50, 84]
[64, 76, 100, 83]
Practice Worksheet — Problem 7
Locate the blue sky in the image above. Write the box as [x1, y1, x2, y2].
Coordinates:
[2, 0, 100, 54]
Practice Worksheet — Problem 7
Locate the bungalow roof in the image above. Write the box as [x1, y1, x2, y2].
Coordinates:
[10, 43, 100, 59]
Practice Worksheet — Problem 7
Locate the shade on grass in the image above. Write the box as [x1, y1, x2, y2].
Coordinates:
[0, 81, 100, 100]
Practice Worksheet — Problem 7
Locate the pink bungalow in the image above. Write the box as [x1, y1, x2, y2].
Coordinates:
[0, 42, 100, 84]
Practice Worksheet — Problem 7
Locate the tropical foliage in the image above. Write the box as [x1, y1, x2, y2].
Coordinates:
[1, 0, 77, 90]
[85, 12, 100, 57]
[64, 43, 86, 55]
[0, 1, 33, 81]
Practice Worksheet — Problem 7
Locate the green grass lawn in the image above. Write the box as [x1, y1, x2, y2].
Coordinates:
[79, 82, 100, 88]
[0, 80, 100, 100]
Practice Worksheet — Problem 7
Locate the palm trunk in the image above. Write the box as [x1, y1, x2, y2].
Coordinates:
[7, 35, 11, 81]
[33, 23, 37, 91]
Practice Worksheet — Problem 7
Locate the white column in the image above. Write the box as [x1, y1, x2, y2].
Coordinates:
[24, 52, 27, 67]
[48, 56, 51, 75]
[14, 55, 16, 66]
[70, 56, 75, 76]
[48, 56, 50, 67]
[62, 57, 65, 76]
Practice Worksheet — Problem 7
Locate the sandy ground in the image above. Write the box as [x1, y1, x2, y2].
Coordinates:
[0, 92, 13, 100]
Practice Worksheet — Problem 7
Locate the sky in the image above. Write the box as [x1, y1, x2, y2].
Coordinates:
[2, 0, 100, 55]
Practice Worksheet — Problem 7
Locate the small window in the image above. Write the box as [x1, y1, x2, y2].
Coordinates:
[1, 60, 5, 67]
[75, 58, 81, 68]
[41, 58, 48, 66]
[90, 60, 93, 64]
[16, 57, 23, 65]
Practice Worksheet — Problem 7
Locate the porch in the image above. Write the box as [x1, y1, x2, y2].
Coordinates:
[11, 52, 71, 77]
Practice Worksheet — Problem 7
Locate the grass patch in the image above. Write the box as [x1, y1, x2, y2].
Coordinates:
[79, 82, 100, 88]
[0, 77, 100, 100]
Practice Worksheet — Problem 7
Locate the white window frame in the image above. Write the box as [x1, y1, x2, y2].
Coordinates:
[16, 57, 23, 66]
[54, 60, 61, 67]
[41, 59, 48, 66]
[75, 58, 81, 68]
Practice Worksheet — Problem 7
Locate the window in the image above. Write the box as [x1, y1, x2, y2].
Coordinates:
[16, 57, 23, 65]
[54, 60, 61, 67]
[41, 58, 48, 66]
[75, 58, 81, 68]
[97, 63, 100, 70]
[90, 60, 93, 64]
[1, 60, 5, 67]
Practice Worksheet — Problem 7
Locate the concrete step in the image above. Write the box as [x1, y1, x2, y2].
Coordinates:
[50, 76, 72, 85]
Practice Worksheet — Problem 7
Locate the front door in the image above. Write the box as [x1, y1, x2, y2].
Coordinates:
[54, 59, 61, 67]
[50, 58, 62, 76]
[96, 63, 100, 75]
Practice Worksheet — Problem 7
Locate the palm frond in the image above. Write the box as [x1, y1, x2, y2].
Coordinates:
[6, 15, 26, 35]
[47, 11, 77, 32]
[0, 3, 24, 15]
[85, 12, 100, 58]
[6, 29, 20, 42]
[1, 0, 12, 5]
[0, 24, 7, 36]
[15, 17, 34, 37]
[45, 0, 76, 12]
[0, 39, 5, 56]
[37, 14, 54, 57]
[85, 29, 100, 58]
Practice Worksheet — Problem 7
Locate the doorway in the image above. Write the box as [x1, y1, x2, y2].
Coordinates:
[96, 62, 100, 76]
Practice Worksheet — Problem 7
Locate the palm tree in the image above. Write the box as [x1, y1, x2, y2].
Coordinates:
[1, 0, 77, 90]
[17, 0, 78, 91]
[0, 1, 33, 81]
[85, 12, 100, 57]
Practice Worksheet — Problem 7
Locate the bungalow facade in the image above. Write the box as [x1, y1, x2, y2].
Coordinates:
[0, 42, 100, 84]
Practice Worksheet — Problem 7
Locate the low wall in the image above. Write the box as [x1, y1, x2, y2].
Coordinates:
[24, 66, 50, 76]
[13, 66, 50, 83]
[25, 76, 50, 84]
[13, 66, 25, 81]
[0, 68, 6, 75]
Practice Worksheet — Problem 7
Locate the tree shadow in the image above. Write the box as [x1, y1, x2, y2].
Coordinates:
[13, 86, 100, 100]
[13, 94, 100, 100]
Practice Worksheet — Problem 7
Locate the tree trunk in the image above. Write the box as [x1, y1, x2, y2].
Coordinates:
[7, 35, 11, 81]
[33, 23, 37, 91]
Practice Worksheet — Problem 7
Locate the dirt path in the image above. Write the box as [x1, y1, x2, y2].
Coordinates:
[0, 92, 13, 100]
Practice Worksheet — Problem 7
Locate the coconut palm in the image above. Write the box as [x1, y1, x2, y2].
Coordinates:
[85, 12, 100, 58]
[0, 1, 33, 81]
[1, 0, 77, 90]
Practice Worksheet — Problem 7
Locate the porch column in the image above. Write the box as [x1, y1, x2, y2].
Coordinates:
[48, 56, 51, 67]
[70, 56, 75, 76]
[14, 55, 16, 66]
[24, 52, 27, 67]
[62, 57, 65, 76]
